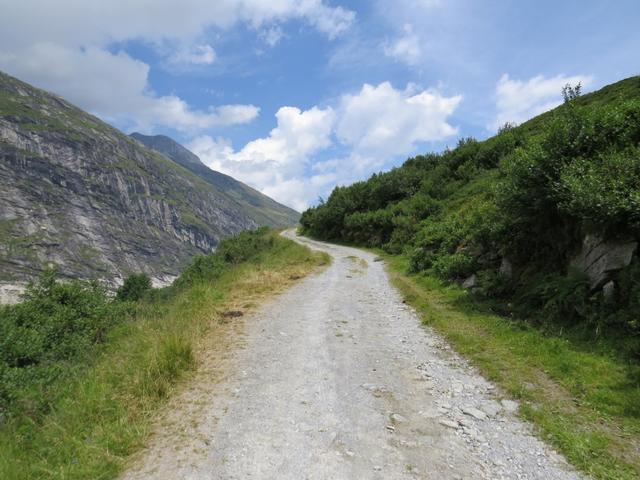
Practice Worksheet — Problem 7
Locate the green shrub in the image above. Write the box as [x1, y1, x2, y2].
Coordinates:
[518, 269, 591, 326]
[174, 227, 276, 289]
[116, 273, 152, 302]
[0, 269, 130, 416]
[558, 148, 640, 234]
[432, 253, 476, 280]
[216, 226, 274, 264]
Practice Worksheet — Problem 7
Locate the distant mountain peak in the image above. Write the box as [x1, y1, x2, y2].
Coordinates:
[131, 132, 203, 168]
[130, 132, 299, 227]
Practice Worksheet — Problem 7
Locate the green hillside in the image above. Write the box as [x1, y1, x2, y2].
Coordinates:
[301, 76, 640, 340]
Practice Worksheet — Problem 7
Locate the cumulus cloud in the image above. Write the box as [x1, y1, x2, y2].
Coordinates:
[0, 0, 354, 132]
[189, 106, 336, 211]
[190, 82, 461, 209]
[337, 82, 461, 161]
[384, 24, 422, 66]
[490, 73, 593, 131]
[167, 44, 217, 67]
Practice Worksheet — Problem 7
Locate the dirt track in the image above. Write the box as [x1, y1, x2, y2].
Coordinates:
[121, 230, 582, 480]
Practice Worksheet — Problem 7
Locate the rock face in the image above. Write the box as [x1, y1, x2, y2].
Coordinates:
[499, 257, 513, 278]
[462, 274, 478, 289]
[570, 234, 637, 290]
[130, 133, 300, 228]
[0, 71, 294, 288]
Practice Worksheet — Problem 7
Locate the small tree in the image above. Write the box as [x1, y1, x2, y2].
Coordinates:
[562, 82, 582, 103]
[116, 273, 152, 301]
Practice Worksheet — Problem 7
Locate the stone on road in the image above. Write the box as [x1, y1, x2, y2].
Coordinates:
[121, 230, 582, 480]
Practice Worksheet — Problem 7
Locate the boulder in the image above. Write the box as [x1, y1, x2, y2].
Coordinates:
[499, 257, 513, 278]
[462, 274, 478, 289]
[602, 280, 616, 299]
[570, 234, 637, 290]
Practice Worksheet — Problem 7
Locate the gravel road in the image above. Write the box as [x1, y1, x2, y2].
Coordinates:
[122, 231, 583, 480]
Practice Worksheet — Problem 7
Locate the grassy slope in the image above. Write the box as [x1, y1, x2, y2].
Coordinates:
[0, 232, 328, 480]
[385, 254, 639, 480]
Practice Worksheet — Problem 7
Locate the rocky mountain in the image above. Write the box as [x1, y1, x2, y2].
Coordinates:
[130, 133, 299, 228]
[0, 71, 297, 291]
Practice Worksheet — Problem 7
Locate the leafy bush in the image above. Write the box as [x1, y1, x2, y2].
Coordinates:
[174, 227, 275, 289]
[0, 269, 131, 415]
[517, 269, 591, 326]
[431, 253, 476, 280]
[116, 273, 152, 301]
[558, 148, 640, 234]
[216, 226, 274, 264]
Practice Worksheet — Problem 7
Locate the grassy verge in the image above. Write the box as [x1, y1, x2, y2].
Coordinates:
[0, 230, 328, 479]
[385, 254, 640, 480]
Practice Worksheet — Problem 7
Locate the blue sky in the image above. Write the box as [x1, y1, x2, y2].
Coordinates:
[1, 1, 638, 210]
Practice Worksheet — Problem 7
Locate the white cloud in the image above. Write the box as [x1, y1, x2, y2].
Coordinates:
[189, 105, 335, 210]
[190, 81, 461, 209]
[214, 104, 261, 125]
[260, 26, 285, 47]
[298, 1, 355, 39]
[0, 43, 258, 132]
[490, 73, 594, 131]
[337, 82, 461, 159]
[384, 24, 422, 66]
[0, 1, 355, 48]
[0, 1, 354, 133]
[167, 44, 217, 66]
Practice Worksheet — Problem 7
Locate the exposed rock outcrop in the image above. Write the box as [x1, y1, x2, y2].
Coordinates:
[499, 257, 513, 278]
[570, 234, 637, 290]
[0, 71, 293, 289]
[130, 133, 300, 228]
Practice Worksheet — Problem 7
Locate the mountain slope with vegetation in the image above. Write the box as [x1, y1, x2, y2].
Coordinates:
[302, 77, 640, 342]
[0, 71, 295, 288]
[130, 133, 299, 228]
[301, 76, 640, 479]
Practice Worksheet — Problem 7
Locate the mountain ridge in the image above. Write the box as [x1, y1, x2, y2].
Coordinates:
[0, 70, 293, 288]
[130, 132, 299, 228]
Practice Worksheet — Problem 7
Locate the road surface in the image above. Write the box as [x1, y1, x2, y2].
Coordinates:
[122, 231, 582, 480]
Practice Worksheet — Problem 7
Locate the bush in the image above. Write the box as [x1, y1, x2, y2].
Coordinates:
[174, 227, 275, 289]
[0, 269, 130, 415]
[216, 226, 274, 264]
[432, 253, 476, 280]
[518, 269, 591, 326]
[116, 273, 152, 302]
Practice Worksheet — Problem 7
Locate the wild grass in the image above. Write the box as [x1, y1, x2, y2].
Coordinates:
[385, 254, 640, 480]
[0, 231, 327, 480]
